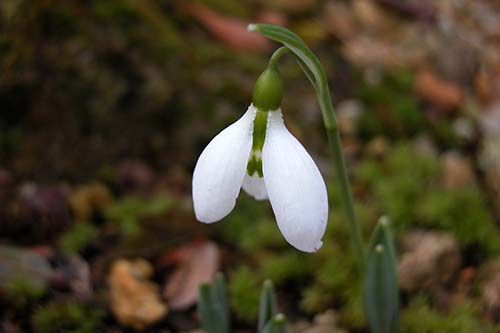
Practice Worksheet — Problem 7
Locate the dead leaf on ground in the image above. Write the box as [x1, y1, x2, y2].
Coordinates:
[108, 258, 167, 330]
[414, 69, 464, 111]
[183, 3, 270, 52]
[162, 240, 220, 310]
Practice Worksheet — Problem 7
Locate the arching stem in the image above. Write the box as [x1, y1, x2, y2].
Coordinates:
[268, 47, 289, 69]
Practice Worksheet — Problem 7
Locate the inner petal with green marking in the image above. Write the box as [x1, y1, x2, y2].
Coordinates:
[247, 109, 269, 178]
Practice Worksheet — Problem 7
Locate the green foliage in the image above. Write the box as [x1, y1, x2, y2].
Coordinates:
[6, 274, 45, 309]
[198, 275, 285, 333]
[258, 280, 278, 333]
[300, 244, 358, 314]
[363, 219, 399, 333]
[32, 300, 103, 333]
[260, 252, 313, 283]
[229, 266, 262, 321]
[58, 222, 97, 255]
[338, 288, 365, 329]
[400, 296, 498, 333]
[371, 144, 440, 228]
[219, 195, 272, 247]
[420, 188, 499, 254]
[262, 313, 288, 333]
[198, 274, 230, 333]
[240, 219, 285, 252]
[430, 121, 460, 149]
[104, 194, 171, 236]
[301, 209, 361, 314]
[357, 71, 424, 139]
[356, 142, 500, 255]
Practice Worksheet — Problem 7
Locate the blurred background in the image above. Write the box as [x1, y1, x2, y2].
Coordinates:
[1, 0, 500, 332]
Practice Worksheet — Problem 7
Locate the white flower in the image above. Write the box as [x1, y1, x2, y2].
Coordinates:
[192, 104, 328, 252]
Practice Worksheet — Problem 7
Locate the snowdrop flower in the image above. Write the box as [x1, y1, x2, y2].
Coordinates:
[192, 66, 328, 252]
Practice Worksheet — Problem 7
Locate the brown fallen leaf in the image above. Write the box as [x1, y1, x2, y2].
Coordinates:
[163, 240, 220, 310]
[398, 230, 461, 292]
[184, 3, 270, 52]
[414, 69, 464, 111]
[108, 258, 167, 330]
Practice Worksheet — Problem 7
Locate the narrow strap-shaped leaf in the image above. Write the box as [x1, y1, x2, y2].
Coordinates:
[198, 275, 230, 333]
[363, 217, 399, 333]
[258, 280, 277, 333]
[262, 313, 288, 333]
[212, 273, 230, 332]
[198, 283, 220, 333]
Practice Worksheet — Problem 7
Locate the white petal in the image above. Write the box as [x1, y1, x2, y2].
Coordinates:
[192, 105, 256, 223]
[242, 174, 268, 200]
[262, 110, 328, 252]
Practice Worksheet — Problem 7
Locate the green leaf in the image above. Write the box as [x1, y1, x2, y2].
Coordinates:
[262, 313, 288, 333]
[258, 280, 277, 333]
[212, 273, 230, 332]
[197, 274, 230, 333]
[363, 217, 399, 333]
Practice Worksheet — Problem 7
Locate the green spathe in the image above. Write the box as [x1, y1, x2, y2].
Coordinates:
[252, 67, 284, 111]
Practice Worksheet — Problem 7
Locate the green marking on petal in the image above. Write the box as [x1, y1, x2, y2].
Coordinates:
[246, 155, 263, 178]
[247, 109, 268, 178]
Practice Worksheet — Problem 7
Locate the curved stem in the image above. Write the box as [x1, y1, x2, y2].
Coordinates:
[249, 23, 366, 272]
[268, 47, 289, 69]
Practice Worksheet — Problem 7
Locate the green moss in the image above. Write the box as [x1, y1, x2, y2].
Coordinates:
[301, 244, 359, 312]
[228, 266, 261, 322]
[105, 194, 172, 237]
[58, 222, 97, 255]
[419, 188, 500, 254]
[300, 211, 363, 314]
[32, 300, 103, 333]
[300, 284, 335, 313]
[355, 142, 499, 254]
[357, 70, 424, 139]
[240, 219, 285, 253]
[430, 122, 460, 149]
[6, 274, 45, 308]
[259, 252, 313, 283]
[219, 195, 270, 246]
[401, 296, 498, 333]
[338, 287, 365, 329]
